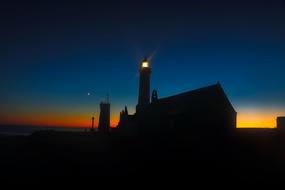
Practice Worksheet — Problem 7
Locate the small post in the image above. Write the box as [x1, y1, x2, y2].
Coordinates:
[91, 116, 95, 132]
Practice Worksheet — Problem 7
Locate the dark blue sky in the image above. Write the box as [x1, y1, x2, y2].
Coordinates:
[0, 0, 285, 127]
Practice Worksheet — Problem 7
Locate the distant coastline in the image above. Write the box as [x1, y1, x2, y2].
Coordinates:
[0, 125, 86, 136]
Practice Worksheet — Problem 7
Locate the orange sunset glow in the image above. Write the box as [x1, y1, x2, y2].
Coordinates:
[0, 109, 282, 129]
[0, 112, 119, 128]
[236, 108, 284, 128]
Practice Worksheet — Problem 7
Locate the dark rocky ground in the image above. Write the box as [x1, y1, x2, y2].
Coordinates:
[0, 128, 284, 185]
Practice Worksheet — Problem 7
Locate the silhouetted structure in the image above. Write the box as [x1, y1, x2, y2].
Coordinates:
[141, 83, 236, 134]
[91, 116, 95, 132]
[151, 89, 158, 103]
[136, 58, 151, 113]
[98, 102, 110, 132]
[118, 58, 237, 135]
[277, 117, 285, 128]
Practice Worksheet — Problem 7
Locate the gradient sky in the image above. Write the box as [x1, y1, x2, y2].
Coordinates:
[0, 0, 285, 128]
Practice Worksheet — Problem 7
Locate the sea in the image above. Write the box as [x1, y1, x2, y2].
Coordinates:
[0, 125, 86, 136]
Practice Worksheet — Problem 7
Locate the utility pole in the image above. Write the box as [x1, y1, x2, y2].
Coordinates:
[91, 115, 95, 132]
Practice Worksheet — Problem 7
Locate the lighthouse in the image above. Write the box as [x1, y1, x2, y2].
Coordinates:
[136, 58, 151, 113]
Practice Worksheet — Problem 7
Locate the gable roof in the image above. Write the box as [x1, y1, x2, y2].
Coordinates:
[150, 83, 236, 114]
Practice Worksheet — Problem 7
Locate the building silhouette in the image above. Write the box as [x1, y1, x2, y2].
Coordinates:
[277, 117, 285, 128]
[98, 102, 110, 132]
[117, 58, 237, 135]
[138, 83, 236, 134]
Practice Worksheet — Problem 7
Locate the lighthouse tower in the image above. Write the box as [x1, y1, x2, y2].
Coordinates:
[136, 58, 151, 113]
